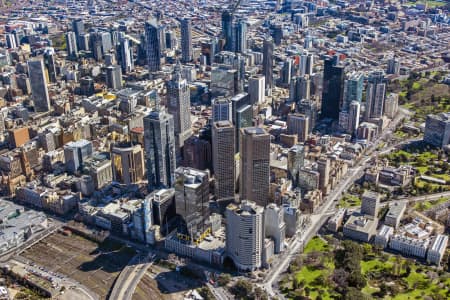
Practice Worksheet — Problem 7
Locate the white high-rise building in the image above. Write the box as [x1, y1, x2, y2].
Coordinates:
[248, 75, 265, 104]
[225, 200, 264, 271]
[264, 203, 286, 254]
[365, 70, 387, 120]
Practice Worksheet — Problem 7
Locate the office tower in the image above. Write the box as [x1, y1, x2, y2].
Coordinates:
[299, 52, 308, 76]
[181, 18, 193, 63]
[183, 136, 212, 171]
[106, 65, 122, 90]
[424, 112, 450, 148]
[145, 19, 161, 72]
[248, 75, 265, 104]
[79, 33, 90, 51]
[387, 57, 401, 75]
[365, 70, 387, 120]
[265, 204, 286, 253]
[222, 10, 233, 52]
[111, 143, 145, 185]
[119, 38, 134, 73]
[27, 59, 51, 112]
[321, 57, 345, 120]
[43, 48, 57, 83]
[240, 127, 270, 207]
[165, 30, 177, 50]
[6, 33, 17, 49]
[64, 139, 93, 174]
[348, 100, 361, 134]
[290, 75, 311, 103]
[287, 113, 310, 142]
[235, 104, 253, 152]
[212, 121, 235, 202]
[342, 72, 364, 111]
[144, 110, 176, 191]
[263, 38, 274, 92]
[225, 200, 264, 271]
[280, 58, 293, 87]
[100, 32, 113, 54]
[384, 93, 399, 119]
[212, 97, 232, 122]
[317, 156, 330, 194]
[298, 99, 317, 132]
[361, 191, 380, 217]
[72, 19, 85, 48]
[306, 53, 314, 75]
[174, 167, 210, 240]
[287, 144, 305, 187]
[167, 61, 192, 157]
[235, 19, 247, 53]
[66, 31, 78, 58]
[211, 65, 238, 97]
[80, 77, 95, 96]
[150, 188, 176, 231]
[271, 23, 283, 45]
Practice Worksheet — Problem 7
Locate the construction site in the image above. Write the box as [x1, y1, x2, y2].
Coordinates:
[19, 231, 136, 299]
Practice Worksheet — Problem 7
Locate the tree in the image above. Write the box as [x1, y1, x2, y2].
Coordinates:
[198, 287, 215, 300]
[232, 279, 253, 299]
[217, 273, 231, 287]
[344, 287, 367, 300]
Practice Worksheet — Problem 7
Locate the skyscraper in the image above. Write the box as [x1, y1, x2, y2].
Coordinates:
[348, 100, 361, 134]
[290, 75, 311, 103]
[263, 38, 274, 93]
[240, 127, 270, 207]
[64, 139, 93, 174]
[235, 19, 247, 53]
[180, 18, 193, 63]
[111, 143, 145, 185]
[6, 33, 17, 49]
[248, 75, 265, 104]
[365, 70, 387, 120]
[145, 19, 161, 72]
[72, 19, 85, 49]
[225, 200, 264, 271]
[106, 65, 122, 90]
[287, 113, 310, 142]
[119, 38, 134, 73]
[321, 57, 345, 120]
[43, 48, 57, 83]
[66, 31, 78, 58]
[144, 110, 176, 191]
[167, 61, 192, 158]
[342, 71, 364, 111]
[221, 11, 233, 52]
[27, 59, 51, 112]
[174, 167, 210, 240]
[212, 121, 235, 202]
[212, 97, 232, 122]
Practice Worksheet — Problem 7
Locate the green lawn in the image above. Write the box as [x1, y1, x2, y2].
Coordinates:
[338, 194, 361, 208]
[303, 236, 330, 254]
[414, 197, 449, 211]
[406, 0, 447, 7]
[361, 259, 393, 275]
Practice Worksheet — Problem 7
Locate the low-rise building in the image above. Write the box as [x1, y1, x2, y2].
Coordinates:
[389, 233, 430, 259]
[343, 214, 378, 242]
[426, 234, 448, 266]
[374, 225, 394, 248]
[327, 208, 346, 232]
[385, 202, 406, 228]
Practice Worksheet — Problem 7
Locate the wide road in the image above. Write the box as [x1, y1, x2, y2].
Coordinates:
[262, 109, 410, 297]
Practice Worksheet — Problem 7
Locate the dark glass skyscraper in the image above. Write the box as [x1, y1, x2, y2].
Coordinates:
[263, 38, 274, 93]
[222, 11, 233, 52]
[321, 57, 345, 120]
[145, 19, 161, 72]
[144, 110, 176, 191]
[180, 18, 193, 63]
